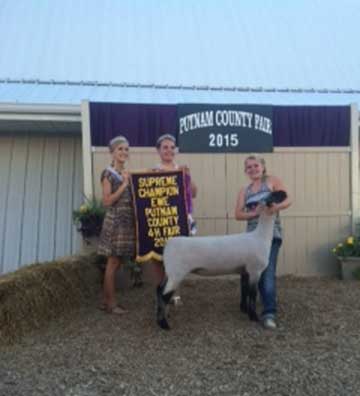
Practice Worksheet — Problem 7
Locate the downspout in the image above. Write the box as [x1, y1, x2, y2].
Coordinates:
[80, 100, 94, 199]
[350, 103, 360, 234]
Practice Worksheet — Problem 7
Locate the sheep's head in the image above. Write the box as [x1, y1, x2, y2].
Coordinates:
[264, 190, 287, 207]
[256, 190, 288, 217]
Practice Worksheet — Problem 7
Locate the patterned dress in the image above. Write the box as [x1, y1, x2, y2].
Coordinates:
[97, 167, 136, 258]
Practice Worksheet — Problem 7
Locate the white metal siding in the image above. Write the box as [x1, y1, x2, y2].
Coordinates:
[0, 134, 83, 274]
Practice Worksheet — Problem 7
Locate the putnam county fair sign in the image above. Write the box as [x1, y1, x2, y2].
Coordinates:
[131, 170, 189, 262]
[178, 104, 273, 153]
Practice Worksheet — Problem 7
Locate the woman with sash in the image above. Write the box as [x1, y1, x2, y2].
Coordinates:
[97, 135, 136, 314]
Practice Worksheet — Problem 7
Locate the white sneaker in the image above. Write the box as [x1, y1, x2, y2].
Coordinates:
[262, 318, 277, 330]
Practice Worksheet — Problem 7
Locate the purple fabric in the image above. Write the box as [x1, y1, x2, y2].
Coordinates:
[90, 102, 350, 147]
[184, 173, 193, 214]
[90, 102, 177, 147]
[273, 106, 350, 146]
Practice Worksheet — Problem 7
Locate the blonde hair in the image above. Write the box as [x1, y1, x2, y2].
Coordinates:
[156, 134, 176, 149]
[244, 154, 267, 178]
[108, 135, 129, 152]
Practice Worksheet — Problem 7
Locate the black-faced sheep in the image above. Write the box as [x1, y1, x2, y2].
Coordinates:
[156, 190, 287, 330]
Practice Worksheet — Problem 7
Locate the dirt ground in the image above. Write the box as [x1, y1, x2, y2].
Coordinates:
[1, 276, 359, 396]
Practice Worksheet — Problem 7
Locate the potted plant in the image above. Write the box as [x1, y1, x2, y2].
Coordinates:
[72, 197, 105, 245]
[332, 236, 360, 280]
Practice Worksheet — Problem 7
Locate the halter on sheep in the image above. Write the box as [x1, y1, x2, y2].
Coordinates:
[156, 190, 287, 330]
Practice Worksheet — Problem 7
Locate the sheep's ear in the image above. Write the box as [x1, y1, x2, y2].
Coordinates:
[266, 190, 287, 206]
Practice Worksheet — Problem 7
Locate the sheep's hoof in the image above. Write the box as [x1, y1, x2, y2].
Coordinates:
[157, 318, 170, 330]
[248, 311, 259, 322]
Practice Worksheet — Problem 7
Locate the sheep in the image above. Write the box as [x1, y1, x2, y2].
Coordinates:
[156, 190, 287, 330]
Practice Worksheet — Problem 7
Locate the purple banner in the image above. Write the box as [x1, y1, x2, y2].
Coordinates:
[131, 170, 189, 262]
[273, 106, 350, 146]
[90, 102, 350, 147]
[89, 102, 177, 147]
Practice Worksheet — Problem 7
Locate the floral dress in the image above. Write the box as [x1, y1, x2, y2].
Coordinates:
[97, 167, 136, 258]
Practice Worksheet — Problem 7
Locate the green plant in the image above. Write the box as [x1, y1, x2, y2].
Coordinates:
[332, 236, 360, 258]
[72, 197, 106, 239]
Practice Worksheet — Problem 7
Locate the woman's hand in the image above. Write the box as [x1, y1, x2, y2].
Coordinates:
[102, 171, 131, 207]
[122, 171, 131, 186]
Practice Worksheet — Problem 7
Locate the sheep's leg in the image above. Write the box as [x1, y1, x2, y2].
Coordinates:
[156, 278, 174, 330]
[247, 282, 259, 322]
[240, 270, 250, 314]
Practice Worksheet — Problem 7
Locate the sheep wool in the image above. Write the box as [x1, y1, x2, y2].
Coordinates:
[156, 190, 287, 330]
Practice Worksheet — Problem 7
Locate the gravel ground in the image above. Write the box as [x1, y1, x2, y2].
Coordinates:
[1, 276, 360, 396]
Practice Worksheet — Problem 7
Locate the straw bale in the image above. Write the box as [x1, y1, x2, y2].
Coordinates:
[0, 254, 105, 344]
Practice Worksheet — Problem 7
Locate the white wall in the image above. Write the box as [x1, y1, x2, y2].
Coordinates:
[0, 133, 83, 274]
[93, 146, 351, 277]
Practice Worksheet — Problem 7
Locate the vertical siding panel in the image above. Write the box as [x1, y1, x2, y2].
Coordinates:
[197, 153, 211, 219]
[225, 154, 247, 221]
[38, 137, 60, 262]
[21, 136, 44, 266]
[304, 153, 318, 212]
[326, 216, 343, 276]
[195, 219, 207, 236]
[72, 138, 83, 253]
[226, 153, 251, 234]
[264, 153, 274, 177]
[130, 149, 147, 169]
[339, 153, 350, 212]
[93, 151, 107, 200]
[279, 216, 296, 275]
[178, 152, 201, 219]
[270, 152, 282, 176]
[225, 154, 237, 217]
[294, 217, 307, 274]
[305, 216, 318, 275]
[315, 216, 330, 275]
[55, 137, 75, 257]
[280, 152, 296, 205]
[129, 150, 141, 169]
[328, 152, 341, 212]
[227, 218, 246, 234]
[197, 219, 214, 236]
[317, 153, 329, 212]
[214, 219, 227, 235]
[0, 137, 14, 273]
[213, 155, 226, 218]
[142, 149, 158, 169]
[294, 153, 306, 213]
[3, 136, 28, 272]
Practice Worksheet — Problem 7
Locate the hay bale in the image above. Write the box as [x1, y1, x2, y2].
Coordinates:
[0, 254, 105, 344]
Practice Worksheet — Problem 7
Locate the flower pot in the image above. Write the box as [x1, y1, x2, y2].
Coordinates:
[338, 257, 360, 280]
[82, 236, 99, 254]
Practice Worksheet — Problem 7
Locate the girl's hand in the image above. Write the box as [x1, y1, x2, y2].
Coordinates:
[266, 203, 279, 215]
[248, 205, 262, 219]
[179, 164, 190, 174]
[122, 171, 130, 186]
